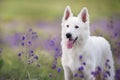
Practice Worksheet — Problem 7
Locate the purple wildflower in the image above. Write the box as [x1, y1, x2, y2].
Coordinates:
[115, 69, 120, 80]
[91, 71, 98, 77]
[103, 73, 107, 78]
[18, 53, 22, 57]
[21, 42, 24, 46]
[30, 52, 34, 56]
[106, 59, 110, 63]
[32, 32, 36, 35]
[28, 41, 31, 44]
[106, 71, 111, 76]
[97, 66, 102, 72]
[22, 36, 25, 40]
[83, 62, 86, 66]
[49, 73, 52, 78]
[52, 64, 56, 69]
[108, 65, 111, 69]
[0, 48, 2, 54]
[57, 67, 61, 73]
[80, 74, 84, 78]
[49, 40, 55, 46]
[79, 55, 82, 60]
[30, 50, 33, 53]
[74, 73, 78, 77]
[34, 55, 38, 60]
[78, 66, 84, 71]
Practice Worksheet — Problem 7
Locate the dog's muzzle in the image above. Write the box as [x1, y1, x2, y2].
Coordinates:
[67, 36, 78, 49]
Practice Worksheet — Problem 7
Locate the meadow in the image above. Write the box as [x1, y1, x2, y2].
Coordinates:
[0, 0, 120, 80]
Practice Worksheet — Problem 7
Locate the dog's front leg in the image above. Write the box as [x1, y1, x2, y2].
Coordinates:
[83, 61, 96, 80]
[63, 66, 73, 80]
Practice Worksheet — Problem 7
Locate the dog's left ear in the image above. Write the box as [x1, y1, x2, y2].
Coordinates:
[78, 7, 89, 23]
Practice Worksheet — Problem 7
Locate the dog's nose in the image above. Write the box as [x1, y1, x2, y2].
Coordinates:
[66, 33, 72, 39]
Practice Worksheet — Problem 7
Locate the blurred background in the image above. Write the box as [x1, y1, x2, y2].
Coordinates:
[0, 0, 120, 80]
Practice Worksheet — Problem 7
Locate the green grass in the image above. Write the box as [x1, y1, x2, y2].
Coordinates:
[0, 0, 120, 21]
[0, 47, 63, 80]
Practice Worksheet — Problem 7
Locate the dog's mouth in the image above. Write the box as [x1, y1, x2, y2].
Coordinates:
[67, 37, 78, 49]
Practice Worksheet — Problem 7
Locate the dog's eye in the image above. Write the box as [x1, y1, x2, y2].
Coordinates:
[66, 25, 69, 28]
[75, 25, 79, 29]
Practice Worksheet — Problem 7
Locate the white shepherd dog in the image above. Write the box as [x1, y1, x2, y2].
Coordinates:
[61, 6, 115, 80]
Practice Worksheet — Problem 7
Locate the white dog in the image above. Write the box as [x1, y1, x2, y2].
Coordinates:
[61, 6, 115, 80]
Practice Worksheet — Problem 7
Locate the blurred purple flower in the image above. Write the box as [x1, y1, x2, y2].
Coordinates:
[34, 55, 38, 60]
[49, 73, 52, 78]
[106, 71, 110, 77]
[115, 69, 120, 80]
[78, 66, 84, 71]
[21, 42, 24, 46]
[97, 66, 102, 72]
[80, 74, 84, 78]
[82, 62, 86, 66]
[22, 36, 25, 40]
[79, 55, 82, 60]
[52, 64, 56, 69]
[28, 41, 31, 44]
[74, 73, 78, 77]
[18, 53, 22, 57]
[0, 48, 2, 54]
[57, 67, 61, 73]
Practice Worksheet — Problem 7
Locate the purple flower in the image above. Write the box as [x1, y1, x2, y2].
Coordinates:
[49, 40, 55, 46]
[52, 64, 56, 69]
[30, 50, 34, 53]
[49, 73, 52, 77]
[21, 42, 24, 46]
[30, 52, 34, 56]
[74, 73, 78, 77]
[18, 53, 22, 56]
[83, 62, 86, 66]
[79, 55, 82, 60]
[57, 67, 61, 73]
[106, 71, 111, 77]
[22, 36, 25, 40]
[28, 41, 32, 44]
[108, 65, 111, 69]
[32, 32, 36, 35]
[34, 55, 38, 60]
[91, 71, 98, 77]
[114, 32, 118, 37]
[115, 69, 120, 80]
[103, 73, 107, 78]
[78, 66, 84, 71]
[80, 74, 84, 78]
[97, 66, 102, 72]
[0, 48, 3, 54]
[106, 59, 110, 63]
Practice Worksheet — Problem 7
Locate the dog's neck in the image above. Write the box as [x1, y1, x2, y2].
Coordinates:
[74, 36, 89, 50]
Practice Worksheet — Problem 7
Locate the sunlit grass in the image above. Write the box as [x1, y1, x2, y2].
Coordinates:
[0, 0, 120, 21]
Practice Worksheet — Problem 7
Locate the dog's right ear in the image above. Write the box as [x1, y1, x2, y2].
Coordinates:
[62, 6, 73, 22]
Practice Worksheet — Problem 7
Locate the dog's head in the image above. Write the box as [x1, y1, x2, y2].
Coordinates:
[61, 6, 90, 49]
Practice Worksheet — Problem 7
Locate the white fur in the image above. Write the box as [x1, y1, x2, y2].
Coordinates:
[61, 6, 115, 80]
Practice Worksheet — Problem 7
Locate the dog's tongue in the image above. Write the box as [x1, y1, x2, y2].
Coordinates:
[67, 40, 74, 49]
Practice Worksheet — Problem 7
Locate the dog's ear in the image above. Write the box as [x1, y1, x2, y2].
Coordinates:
[78, 7, 89, 23]
[62, 6, 73, 22]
